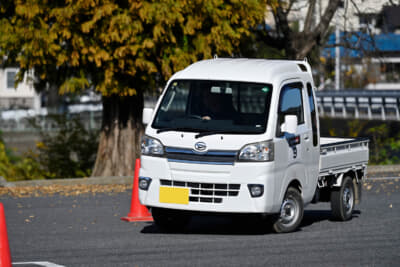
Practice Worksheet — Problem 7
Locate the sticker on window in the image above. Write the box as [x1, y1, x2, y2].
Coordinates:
[211, 86, 221, 93]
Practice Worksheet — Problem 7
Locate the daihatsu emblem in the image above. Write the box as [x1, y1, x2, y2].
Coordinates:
[194, 141, 207, 152]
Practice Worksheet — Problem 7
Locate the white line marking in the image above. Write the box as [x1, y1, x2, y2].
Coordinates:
[13, 262, 65, 267]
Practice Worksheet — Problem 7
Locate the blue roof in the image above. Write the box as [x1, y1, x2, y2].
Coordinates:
[323, 32, 400, 58]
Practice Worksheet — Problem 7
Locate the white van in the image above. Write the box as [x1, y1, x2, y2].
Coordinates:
[139, 58, 369, 233]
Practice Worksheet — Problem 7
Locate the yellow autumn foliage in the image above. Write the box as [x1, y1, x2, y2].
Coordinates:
[0, 0, 268, 96]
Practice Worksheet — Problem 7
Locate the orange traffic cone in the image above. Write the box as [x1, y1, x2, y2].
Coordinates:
[121, 158, 153, 222]
[0, 203, 11, 267]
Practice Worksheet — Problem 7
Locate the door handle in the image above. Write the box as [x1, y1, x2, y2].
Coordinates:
[304, 135, 310, 141]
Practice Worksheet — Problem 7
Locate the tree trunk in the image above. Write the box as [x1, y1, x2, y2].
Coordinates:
[92, 93, 143, 177]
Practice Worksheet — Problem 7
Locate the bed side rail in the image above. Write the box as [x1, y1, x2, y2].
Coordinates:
[320, 137, 369, 155]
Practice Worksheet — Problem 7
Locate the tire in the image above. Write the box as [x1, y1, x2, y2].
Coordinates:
[152, 208, 191, 233]
[272, 187, 304, 233]
[331, 176, 355, 221]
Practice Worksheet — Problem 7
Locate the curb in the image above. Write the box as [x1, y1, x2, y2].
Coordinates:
[367, 164, 400, 174]
[0, 176, 132, 188]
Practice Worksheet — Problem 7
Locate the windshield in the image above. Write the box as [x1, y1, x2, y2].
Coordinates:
[152, 80, 273, 134]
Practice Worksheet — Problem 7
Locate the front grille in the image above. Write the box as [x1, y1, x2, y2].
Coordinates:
[165, 147, 237, 165]
[160, 179, 240, 204]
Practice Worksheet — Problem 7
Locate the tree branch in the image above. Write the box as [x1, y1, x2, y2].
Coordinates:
[313, 0, 341, 40]
[303, 0, 317, 31]
[284, 0, 297, 15]
[295, 0, 341, 58]
[274, 2, 292, 41]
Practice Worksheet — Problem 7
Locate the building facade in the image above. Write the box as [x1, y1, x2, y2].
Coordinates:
[0, 68, 40, 110]
[274, 0, 400, 90]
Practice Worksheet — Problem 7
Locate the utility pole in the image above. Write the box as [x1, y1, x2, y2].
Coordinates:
[335, 12, 340, 90]
[335, 26, 340, 90]
[335, 1, 346, 90]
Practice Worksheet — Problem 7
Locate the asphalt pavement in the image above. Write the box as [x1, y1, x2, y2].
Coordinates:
[1, 179, 399, 267]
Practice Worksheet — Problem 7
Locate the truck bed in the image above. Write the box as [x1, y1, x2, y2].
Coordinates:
[319, 137, 369, 177]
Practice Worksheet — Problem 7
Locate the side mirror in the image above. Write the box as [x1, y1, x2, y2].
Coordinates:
[282, 115, 298, 135]
[142, 108, 154, 125]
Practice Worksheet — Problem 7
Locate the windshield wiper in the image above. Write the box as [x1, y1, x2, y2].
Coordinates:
[156, 127, 201, 134]
[195, 130, 237, 138]
[157, 127, 239, 137]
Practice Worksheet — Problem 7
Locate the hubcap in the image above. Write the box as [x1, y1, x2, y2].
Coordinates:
[280, 198, 298, 225]
[343, 187, 354, 213]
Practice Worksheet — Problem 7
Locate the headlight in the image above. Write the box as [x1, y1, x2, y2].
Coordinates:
[141, 135, 164, 156]
[238, 140, 274, 162]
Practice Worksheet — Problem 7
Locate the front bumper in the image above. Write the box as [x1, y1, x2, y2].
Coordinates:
[138, 156, 281, 213]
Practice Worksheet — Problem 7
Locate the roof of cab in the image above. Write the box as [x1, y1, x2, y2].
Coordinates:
[170, 58, 312, 84]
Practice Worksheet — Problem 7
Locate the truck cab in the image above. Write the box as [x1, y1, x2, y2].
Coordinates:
[139, 58, 369, 233]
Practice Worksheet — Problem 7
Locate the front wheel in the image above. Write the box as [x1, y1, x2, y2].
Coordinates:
[272, 187, 304, 233]
[331, 176, 355, 221]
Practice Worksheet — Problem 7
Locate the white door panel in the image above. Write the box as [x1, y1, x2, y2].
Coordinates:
[274, 82, 308, 203]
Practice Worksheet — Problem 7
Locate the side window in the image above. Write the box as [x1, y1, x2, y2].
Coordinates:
[6, 69, 17, 89]
[277, 83, 304, 136]
[307, 83, 319, 147]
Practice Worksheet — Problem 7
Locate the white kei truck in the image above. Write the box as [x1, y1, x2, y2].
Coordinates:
[138, 58, 369, 233]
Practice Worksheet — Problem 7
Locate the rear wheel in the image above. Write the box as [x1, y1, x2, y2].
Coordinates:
[272, 187, 304, 233]
[152, 208, 191, 233]
[331, 176, 355, 221]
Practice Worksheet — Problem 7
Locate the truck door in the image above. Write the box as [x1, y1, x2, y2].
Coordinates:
[303, 82, 320, 199]
[274, 82, 308, 198]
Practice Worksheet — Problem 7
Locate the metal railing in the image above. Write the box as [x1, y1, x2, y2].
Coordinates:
[2, 90, 400, 133]
[316, 90, 400, 121]
[0, 111, 102, 132]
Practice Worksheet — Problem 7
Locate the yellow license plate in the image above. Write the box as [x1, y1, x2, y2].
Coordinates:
[159, 187, 189, 205]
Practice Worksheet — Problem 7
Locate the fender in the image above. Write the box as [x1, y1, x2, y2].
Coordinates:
[274, 162, 306, 212]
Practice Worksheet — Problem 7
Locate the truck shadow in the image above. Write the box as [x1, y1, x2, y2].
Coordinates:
[140, 209, 361, 235]
[300, 209, 360, 227]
